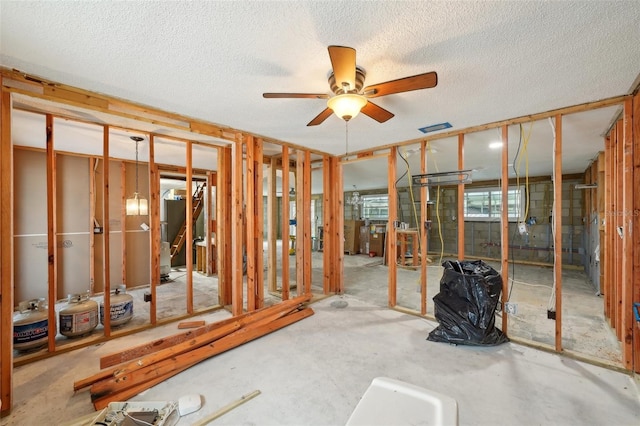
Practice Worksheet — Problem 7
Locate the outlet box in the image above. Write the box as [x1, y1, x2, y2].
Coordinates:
[505, 302, 517, 315]
[547, 309, 556, 320]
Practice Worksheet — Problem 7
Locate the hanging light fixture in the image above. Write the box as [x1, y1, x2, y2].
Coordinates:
[125, 136, 148, 216]
[327, 93, 367, 121]
[346, 185, 364, 206]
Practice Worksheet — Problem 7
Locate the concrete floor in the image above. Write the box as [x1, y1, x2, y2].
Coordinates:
[6, 245, 636, 424]
[3, 294, 639, 425]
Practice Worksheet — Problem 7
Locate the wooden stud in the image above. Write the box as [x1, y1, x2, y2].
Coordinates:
[388, 147, 398, 307]
[281, 147, 290, 300]
[296, 151, 304, 296]
[603, 135, 613, 320]
[186, 140, 193, 314]
[231, 134, 244, 316]
[621, 98, 634, 369]
[303, 151, 312, 295]
[457, 134, 465, 260]
[246, 135, 257, 310]
[553, 114, 563, 352]
[420, 141, 428, 315]
[206, 171, 216, 275]
[89, 158, 96, 295]
[103, 127, 112, 335]
[267, 158, 277, 292]
[615, 120, 623, 337]
[336, 157, 344, 294]
[216, 147, 232, 306]
[254, 140, 264, 307]
[632, 92, 640, 374]
[322, 156, 333, 293]
[46, 114, 58, 350]
[500, 125, 509, 334]
[0, 84, 14, 415]
[148, 135, 159, 324]
[120, 161, 127, 290]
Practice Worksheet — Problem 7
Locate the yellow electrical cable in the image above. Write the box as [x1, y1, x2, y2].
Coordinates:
[427, 142, 444, 265]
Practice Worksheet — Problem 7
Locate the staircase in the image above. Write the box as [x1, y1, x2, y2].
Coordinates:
[170, 183, 206, 261]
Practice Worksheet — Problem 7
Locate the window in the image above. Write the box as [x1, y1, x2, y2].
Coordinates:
[463, 187, 524, 221]
[361, 194, 388, 220]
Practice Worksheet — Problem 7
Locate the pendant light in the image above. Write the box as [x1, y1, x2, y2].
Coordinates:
[125, 136, 148, 216]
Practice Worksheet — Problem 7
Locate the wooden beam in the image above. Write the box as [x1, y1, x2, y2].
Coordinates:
[341, 95, 629, 159]
[120, 162, 127, 291]
[603, 135, 613, 320]
[336, 157, 344, 294]
[553, 114, 563, 352]
[148, 135, 159, 324]
[206, 171, 216, 275]
[217, 146, 232, 306]
[246, 135, 256, 310]
[0, 84, 14, 415]
[500, 125, 509, 334]
[186, 140, 193, 314]
[46, 114, 58, 350]
[296, 151, 304, 296]
[103, 128, 112, 335]
[420, 141, 428, 315]
[621, 98, 634, 369]
[322, 156, 333, 293]
[255, 139, 264, 308]
[281, 147, 290, 300]
[632, 92, 640, 374]
[89, 158, 96, 295]
[302, 150, 312, 295]
[231, 134, 244, 316]
[615, 120, 623, 337]
[457, 134, 465, 259]
[388, 147, 398, 307]
[267, 158, 277, 292]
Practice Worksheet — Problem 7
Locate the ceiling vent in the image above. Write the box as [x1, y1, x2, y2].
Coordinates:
[418, 122, 452, 134]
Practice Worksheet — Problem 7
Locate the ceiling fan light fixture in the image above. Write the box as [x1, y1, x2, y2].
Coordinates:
[327, 93, 367, 121]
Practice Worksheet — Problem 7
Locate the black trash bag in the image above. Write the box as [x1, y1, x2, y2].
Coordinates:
[427, 259, 509, 345]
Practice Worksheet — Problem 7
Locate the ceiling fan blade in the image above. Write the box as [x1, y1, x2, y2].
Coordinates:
[363, 71, 437, 98]
[328, 45, 356, 91]
[263, 93, 329, 99]
[307, 108, 334, 126]
[361, 101, 394, 123]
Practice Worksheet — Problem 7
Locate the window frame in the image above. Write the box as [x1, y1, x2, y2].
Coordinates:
[463, 186, 525, 222]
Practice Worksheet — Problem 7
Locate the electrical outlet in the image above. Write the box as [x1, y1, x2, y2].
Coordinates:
[505, 302, 517, 315]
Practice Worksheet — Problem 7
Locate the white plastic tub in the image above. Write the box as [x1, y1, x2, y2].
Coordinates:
[345, 377, 458, 426]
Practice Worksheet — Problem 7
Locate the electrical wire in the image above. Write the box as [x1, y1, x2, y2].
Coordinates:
[547, 117, 557, 311]
[426, 142, 445, 265]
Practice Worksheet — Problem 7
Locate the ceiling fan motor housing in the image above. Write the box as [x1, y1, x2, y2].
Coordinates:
[329, 66, 366, 94]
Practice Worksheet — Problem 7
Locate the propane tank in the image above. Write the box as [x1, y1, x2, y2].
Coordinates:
[100, 285, 134, 327]
[59, 293, 98, 338]
[13, 298, 49, 351]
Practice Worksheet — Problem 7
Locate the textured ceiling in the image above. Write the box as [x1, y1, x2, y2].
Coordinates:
[2, 1, 640, 190]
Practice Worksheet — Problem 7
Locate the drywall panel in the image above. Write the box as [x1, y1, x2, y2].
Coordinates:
[56, 154, 90, 232]
[14, 148, 47, 235]
[13, 236, 48, 304]
[125, 231, 150, 287]
[55, 234, 90, 299]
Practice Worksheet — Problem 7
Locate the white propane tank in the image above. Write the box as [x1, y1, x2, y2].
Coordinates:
[59, 293, 98, 338]
[100, 285, 134, 327]
[13, 298, 49, 351]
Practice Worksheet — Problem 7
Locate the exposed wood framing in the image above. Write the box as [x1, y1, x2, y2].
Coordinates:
[206, 171, 216, 275]
[255, 140, 264, 308]
[336, 158, 344, 294]
[344, 95, 630, 159]
[245, 135, 264, 310]
[420, 141, 428, 315]
[553, 114, 563, 351]
[231, 134, 244, 316]
[46, 114, 58, 350]
[120, 162, 127, 289]
[0, 85, 14, 415]
[267, 158, 277, 292]
[295, 150, 312, 296]
[89, 158, 96, 294]
[616, 120, 623, 337]
[633, 92, 640, 374]
[216, 146, 232, 306]
[500, 125, 509, 334]
[604, 135, 613, 320]
[186, 140, 193, 314]
[322, 156, 334, 293]
[621, 99, 634, 368]
[149, 135, 159, 324]
[457, 134, 465, 259]
[281, 147, 290, 300]
[103, 128, 112, 335]
[387, 147, 398, 307]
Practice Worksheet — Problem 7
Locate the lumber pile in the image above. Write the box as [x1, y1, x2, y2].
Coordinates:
[74, 296, 313, 410]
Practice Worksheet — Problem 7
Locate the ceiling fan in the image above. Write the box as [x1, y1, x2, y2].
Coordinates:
[263, 45, 438, 126]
